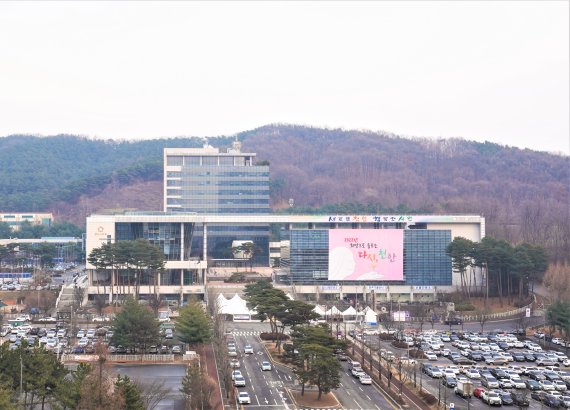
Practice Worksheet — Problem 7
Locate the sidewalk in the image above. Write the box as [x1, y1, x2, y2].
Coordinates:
[201, 343, 224, 410]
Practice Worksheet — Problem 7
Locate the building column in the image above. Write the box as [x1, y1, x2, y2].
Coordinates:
[180, 222, 185, 261]
[410, 286, 414, 303]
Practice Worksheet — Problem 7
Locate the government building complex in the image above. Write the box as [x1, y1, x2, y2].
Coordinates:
[84, 145, 485, 305]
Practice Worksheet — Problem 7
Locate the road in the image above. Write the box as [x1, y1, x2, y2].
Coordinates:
[230, 326, 294, 409]
[338, 361, 397, 410]
[229, 321, 397, 410]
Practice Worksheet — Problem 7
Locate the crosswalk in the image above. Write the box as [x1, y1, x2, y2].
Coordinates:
[231, 331, 261, 336]
[230, 330, 291, 336]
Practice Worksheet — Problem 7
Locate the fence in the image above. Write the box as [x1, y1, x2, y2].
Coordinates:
[61, 354, 176, 363]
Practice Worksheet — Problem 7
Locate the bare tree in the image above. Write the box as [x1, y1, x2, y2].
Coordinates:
[135, 379, 170, 410]
[93, 294, 107, 316]
[73, 286, 86, 311]
[476, 309, 489, 333]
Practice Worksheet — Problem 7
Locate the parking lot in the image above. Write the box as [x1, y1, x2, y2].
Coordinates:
[352, 326, 570, 409]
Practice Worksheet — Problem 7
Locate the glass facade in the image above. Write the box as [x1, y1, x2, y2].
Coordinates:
[286, 228, 452, 286]
[403, 229, 452, 285]
[116, 222, 199, 261]
[164, 149, 271, 266]
[164, 154, 270, 214]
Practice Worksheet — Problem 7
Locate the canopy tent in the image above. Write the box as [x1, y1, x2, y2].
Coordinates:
[364, 308, 378, 325]
[215, 293, 257, 320]
[312, 305, 326, 317]
[341, 306, 358, 322]
[325, 306, 342, 318]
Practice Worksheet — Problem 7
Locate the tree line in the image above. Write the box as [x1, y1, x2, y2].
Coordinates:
[87, 240, 166, 301]
[446, 236, 548, 306]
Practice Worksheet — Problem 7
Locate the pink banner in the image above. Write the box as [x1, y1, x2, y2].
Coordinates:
[328, 229, 404, 281]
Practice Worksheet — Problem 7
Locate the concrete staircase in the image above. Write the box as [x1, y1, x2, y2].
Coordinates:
[56, 285, 76, 310]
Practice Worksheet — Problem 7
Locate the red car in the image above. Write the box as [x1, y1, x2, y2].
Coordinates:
[473, 387, 487, 399]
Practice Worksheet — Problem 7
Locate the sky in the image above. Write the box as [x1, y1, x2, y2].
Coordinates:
[0, 1, 568, 154]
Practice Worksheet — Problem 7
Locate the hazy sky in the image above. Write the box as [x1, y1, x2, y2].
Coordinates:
[0, 1, 568, 154]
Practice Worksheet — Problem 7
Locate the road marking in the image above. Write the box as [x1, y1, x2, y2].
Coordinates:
[353, 399, 363, 409]
[278, 374, 282, 380]
[358, 386, 363, 391]
[255, 394, 260, 405]
[375, 405, 382, 410]
[366, 395, 371, 400]
[346, 390, 351, 396]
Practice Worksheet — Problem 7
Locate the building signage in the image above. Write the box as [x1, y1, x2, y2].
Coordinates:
[367, 285, 387, 291]
[414, 286, 434, 291]
[328, 229, 404, 281]
[320, 285, 340, 291]
[327, 215, 414, 223]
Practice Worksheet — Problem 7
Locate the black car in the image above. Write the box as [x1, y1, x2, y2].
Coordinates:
[498, 342, 510, 350]
[491, 369, 510, 379]
[512, 393, 530, 407]
[444, 318, 463, 325]
[443, 377, 457, 388]
[525, 353, 537, 362]
[512, 352, 526, 362]
[72, 346, 84, 354]
[543, 394, 562, 408]
[29, 327, 39, 335]
[498, 391, 514, 405]
[531, 391, 546, 402]
[528, 370, 546, 381]
[526, 379, 542, 390]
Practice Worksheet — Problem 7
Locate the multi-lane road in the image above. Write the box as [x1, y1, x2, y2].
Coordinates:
[228, 322, 397, 410]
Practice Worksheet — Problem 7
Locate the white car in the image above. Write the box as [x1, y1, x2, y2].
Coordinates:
[465, 368, 481, 379]
[359, 373, 372, 385]
[244, 345, 254, 354]
[234, 375, 246, 387]
[238, 392, 251, 404]
[261, 361, 272, 371]
[230, 359, 240, 368]
[92, 316, 109, 322]
[424, 351, 438, 360]
[554, 380, 568, 391]
[86, 329, 96, 339]
[540, 380, 556, 391]
[563, 359, 570, 367]
[46, 338, 58, 348]
[78, 337, 89, 347]
[76, 329, 86, 339]
[510, 377, 526, 389]
[232, 370, 242, 380]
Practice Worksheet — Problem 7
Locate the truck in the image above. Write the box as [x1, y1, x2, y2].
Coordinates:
[454, 379, 474, 398]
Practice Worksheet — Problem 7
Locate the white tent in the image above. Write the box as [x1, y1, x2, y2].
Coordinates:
[312, 305, 326, 317]
[325, 306, 342, 317]
[216, 294, 257, 320]
[341, 306, 358, 322]
[364, 309, 378, 325]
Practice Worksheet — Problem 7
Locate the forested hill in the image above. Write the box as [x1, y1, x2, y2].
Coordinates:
[0, 125, 568, 260]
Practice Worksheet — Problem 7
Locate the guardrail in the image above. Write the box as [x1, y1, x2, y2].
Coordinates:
[461, 295, 536, 322]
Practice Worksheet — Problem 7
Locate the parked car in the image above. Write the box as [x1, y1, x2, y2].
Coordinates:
[482, 390, 502, 406]
[512, 392, 530, 407]
[474, 386, 487, 399]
